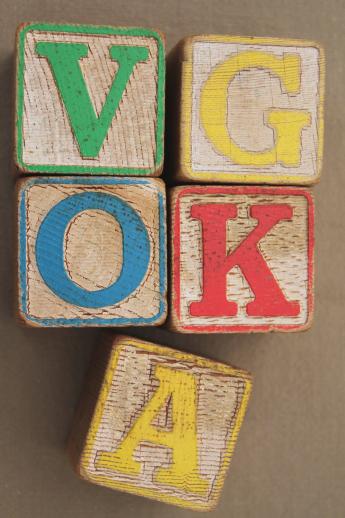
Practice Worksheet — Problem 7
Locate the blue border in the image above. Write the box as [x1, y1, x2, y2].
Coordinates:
[19, 176, 166, 327]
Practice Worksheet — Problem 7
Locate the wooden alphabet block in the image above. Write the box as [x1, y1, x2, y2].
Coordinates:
[69, 335, 252, 511]
[17, 177, 166, 327]
[15, 23, 165, 176]
[173, 35, 324, 184]
[171, 186, 314, 333]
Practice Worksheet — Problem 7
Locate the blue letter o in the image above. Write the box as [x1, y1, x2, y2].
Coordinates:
[35, 192, 150, 308]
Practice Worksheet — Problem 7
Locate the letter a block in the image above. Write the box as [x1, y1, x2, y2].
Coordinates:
[69, 335, 252, 510]
[171, 186, 314, 333]
[174, 36, 324, 184]
[17, 177, 166, 327]
[15, 23, 165, 175]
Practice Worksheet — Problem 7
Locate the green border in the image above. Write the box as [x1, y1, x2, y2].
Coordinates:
[15, 23, 165, 175]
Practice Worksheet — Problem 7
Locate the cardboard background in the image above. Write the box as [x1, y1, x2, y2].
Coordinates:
[0, 1, 344, 516]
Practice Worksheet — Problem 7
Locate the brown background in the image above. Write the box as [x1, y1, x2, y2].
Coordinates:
[0, 0, 344, 517]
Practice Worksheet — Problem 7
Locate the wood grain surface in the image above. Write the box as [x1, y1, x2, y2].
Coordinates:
[15, 23, 165, 175]
[170, 186, 314, 333]
[69, 335, 252, 511]
[17, 177, 167, 327]
[172, 35, 324, 184]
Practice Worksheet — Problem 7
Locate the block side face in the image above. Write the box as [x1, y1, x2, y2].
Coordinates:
[179, 36, 323, 184]
[17, 177, 166, 327]
[79, 337, 251, 510]
[170, 188, 187, 329]
[172, 186, 313, 332]
[68, 342, 114, 473]
[178, 56, 194, 182]
[16, 24, 165, 175]
[16, 178, 51, 328]
[17, 178, 32, 324]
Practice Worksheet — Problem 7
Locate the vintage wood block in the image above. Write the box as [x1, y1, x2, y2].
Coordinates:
[15, 23, 165, 176]
[172, 35, 324, 185]
[69, 335, 252, 511]
[17, 177, 166, 327]
[170, 186, 314, 333]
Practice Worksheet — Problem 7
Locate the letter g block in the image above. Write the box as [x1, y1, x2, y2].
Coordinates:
[17, 177, 166, 327]
[172, 35, 324, 184]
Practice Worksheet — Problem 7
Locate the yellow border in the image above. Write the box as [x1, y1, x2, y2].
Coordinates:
[179, 35, 325, 185]
[80, 335, 252, 511]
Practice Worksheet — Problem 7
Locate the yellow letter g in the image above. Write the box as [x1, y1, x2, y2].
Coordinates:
[200, 51, 311, 167]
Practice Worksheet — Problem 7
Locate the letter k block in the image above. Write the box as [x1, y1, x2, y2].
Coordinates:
[171, 186, 314, 333]
[69, 335, 252, 511]
[15, 23, 165, 176]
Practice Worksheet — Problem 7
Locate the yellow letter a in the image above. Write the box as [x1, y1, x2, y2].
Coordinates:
[96, 365, 209, 495]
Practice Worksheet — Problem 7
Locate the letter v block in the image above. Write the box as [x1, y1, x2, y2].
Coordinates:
[173, 35, 324, 184]
[68, 335, 252, 511]
[15, 23, 165, 175]
[171, 186, 314, 333]
[17, 177, 166, 327]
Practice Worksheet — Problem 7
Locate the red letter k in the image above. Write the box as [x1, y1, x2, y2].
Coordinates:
[189, 204, 300, 318]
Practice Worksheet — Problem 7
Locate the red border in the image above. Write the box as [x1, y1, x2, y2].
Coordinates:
[172, 186, 314, 333]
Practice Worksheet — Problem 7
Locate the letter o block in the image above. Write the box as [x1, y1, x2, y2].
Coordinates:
[171, 186, 314, 333]
[17, 177, 166, 327]
[69, 335, 252, 511]
[15, 23, 165, 176]
[174, 35, 324, 184]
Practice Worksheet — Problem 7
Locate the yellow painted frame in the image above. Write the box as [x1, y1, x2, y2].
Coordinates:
[79, 335, 252, 511]
[178, 35, 325, 185]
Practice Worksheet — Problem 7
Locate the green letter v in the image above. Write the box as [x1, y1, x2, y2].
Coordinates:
[36, 42, 149, 158]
